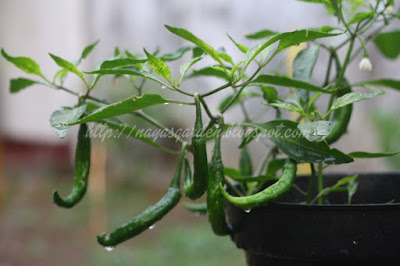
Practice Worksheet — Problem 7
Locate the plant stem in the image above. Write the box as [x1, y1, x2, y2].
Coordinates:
[317, 163, 324, 205]
[306, 163, 316, 204]
[201, 82, 231, 98]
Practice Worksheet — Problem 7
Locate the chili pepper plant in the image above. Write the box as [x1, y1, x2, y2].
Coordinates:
[2, 0, 400, 251]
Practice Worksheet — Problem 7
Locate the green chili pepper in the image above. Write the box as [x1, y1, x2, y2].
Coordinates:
[97, 143, 187, 247]
[325, 87, 352, 144]
[183, 202, 207, 214]
[239, 146, 253, 177]
[53, 123, 91, 208]
[183, 157, 192, 189]
[220, 159, 297, 209]
[207, 116, 230, 235]
[185, 93, 209, 200]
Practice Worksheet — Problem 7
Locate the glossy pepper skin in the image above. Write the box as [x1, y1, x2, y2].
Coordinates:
[207, 116, 230, 236]
[220, 159, 297, 209]
[53, 123, 91, 208]
[184, 93, 209, 200]
[326, 86, 352, 144]
[97, 143, 187, 247]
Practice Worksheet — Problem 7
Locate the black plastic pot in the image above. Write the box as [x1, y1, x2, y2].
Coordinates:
[225, 173, 400, 265]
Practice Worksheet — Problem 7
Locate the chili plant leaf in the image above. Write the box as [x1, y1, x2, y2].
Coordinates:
[252, 74, 327, 93]
[9, 78, 39, 93]
[70, 94, 186, 125]
[292, 45, 320, 104]
[1, 49, 44, 77]
[165, 25, 225, 69]
[160, 46, 194, 61]
[100, 58, 147, 69]
[297, 121, 332, 142]
[49, 53, 86, 84]
[81, 40, 100, 60]
[144, 49, 172, 84]
[329, 86, 384, 112]
[374, 31, 400, 59]
[240, 120, 353, 164]
[348, 151, 400, 158]
[50, 104, 87, 138]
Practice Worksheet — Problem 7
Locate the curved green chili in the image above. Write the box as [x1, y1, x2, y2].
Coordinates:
[53, 123, 91, 208]
[220, 159, 297, 209]
[97, 143, 187, 247]
[183, 202, 207, 214]
[207, 116, 230, 235]
[185, 93, 209, 200]
[325, 86, 352, 144]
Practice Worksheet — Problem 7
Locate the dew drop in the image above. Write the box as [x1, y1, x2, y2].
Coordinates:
[105, 246, 115, 251]
[161, 85, 167, 89]
[244, 209, 251, 213]
[178, 104, 183, 106]
[149, 224, 156, 230]
[353, 240, 358, 245]
[164, 103, 169, 105]
[194, 212, 201, 217]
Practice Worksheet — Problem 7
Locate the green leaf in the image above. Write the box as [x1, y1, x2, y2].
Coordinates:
[227, 34, 249, 53]
[313, 175, 358, 203]
[244, 30, 340, 70]
[356, 79, 400, 91]
[266, 102, 306, 116]
[144, 49, 172, 84]
[266, 158, 286, 176]
[70, 94, 182, 125]
[252, 74, 327, 93]
[189, 66, 230, 80]
[165, 25, 225, 70]
[100, 58, 147, 69]
[9, 78, 39, 93]
[347, 179, 358, 204]
[178, 56, 204, 85]
[224, 167, 241, 179]
[329, 86, 384, 112]
[245, 29, 277, 39]
[1, 49, 44, 77]
[218, 52, 234, 65]
[81, 40, 100, 60]
[87, 67, 166, 86]
[348, 151, 400, 158]
[49, 53, 86, 84]
[374, 31, 400, 59]
[49, 104, 87, 138]
[160, 46, 194, 61]
[259, 85, 278, 103]
[348, 11, 374, 24]
[292, 45, 320, 103]
[241, 120, 353, 164]
[297, 121, 332, 142]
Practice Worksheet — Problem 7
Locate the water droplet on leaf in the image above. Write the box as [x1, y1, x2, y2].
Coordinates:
[244, 209, 251, 213]
[161, 85, 167, 89]
[149, 224, 156, 230]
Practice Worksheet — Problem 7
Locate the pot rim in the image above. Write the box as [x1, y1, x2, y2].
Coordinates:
[262, 171, 400, 209]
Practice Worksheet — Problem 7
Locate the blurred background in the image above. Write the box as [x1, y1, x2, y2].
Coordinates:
[0, 0, 399, 265]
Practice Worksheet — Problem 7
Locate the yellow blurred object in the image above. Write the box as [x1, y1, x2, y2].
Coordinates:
[286, 37, 311, 175]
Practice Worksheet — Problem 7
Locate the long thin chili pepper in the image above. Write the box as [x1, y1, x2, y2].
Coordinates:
[97, 143, 187, 247]
[220, 159, 297, 209]
[184, 93, 209, 200]
[53, 123, 91, 208]
[207, 115, 230, 235]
